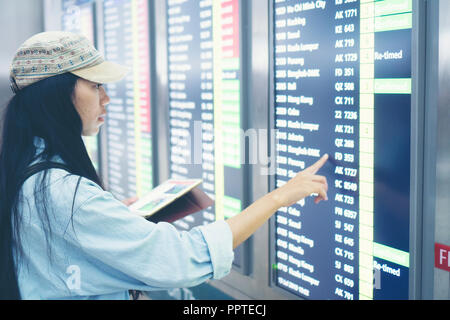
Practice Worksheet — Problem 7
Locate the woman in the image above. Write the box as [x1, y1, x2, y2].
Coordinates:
[0, 31, 328, 299]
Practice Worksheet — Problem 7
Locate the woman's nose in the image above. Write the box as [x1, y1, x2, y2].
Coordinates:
[100, 86, 110, 107]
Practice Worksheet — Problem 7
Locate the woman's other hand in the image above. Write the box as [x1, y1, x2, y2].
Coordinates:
[122, 196, 139, 207]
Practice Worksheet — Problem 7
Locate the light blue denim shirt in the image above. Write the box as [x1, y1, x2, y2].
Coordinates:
[14, 137, 234, 300]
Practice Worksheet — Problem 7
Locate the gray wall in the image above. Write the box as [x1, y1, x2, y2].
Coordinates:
[0, 0, 44, 108]
[421, 0, 450, 300]
[433, 0, 450, 299]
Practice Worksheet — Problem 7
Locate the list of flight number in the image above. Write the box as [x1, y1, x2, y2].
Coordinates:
[332, 0, 359, 300]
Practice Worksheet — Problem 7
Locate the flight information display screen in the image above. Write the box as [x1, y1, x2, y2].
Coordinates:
[167, 0, 246, 267]
[272, 0, 412, 300]
[61, 0, 100, 171]
[102, 0, 153, 200]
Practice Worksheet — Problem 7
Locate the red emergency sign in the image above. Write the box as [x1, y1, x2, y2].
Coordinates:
[435, 243, 450, 272]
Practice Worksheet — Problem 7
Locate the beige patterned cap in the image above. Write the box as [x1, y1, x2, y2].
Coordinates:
[9, 31, 129, 92]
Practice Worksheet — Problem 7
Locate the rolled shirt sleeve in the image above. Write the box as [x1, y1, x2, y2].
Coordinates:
[197, 219, 234, 280]
[18, 170, 234, 298]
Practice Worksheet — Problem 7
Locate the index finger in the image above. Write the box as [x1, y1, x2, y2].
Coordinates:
[305, 154, 329, 174]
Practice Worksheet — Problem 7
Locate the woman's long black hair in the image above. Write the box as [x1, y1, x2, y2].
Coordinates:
[0, 73, 103, 299]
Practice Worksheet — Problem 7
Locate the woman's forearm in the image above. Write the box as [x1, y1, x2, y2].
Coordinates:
[225, 154, 329, 249]
[226, 191, 282, 249]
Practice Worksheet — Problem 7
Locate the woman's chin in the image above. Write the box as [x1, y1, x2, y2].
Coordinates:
[82, 127, 100, 137]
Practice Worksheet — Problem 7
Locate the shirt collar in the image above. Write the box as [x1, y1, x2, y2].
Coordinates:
[32, 136, 64, 165]
[33, 136, 45, 155]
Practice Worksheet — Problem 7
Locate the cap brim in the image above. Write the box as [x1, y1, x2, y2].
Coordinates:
[70, 60, 129, 84]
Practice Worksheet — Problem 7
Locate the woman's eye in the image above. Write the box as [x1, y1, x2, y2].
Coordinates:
[95, 84, 102, 89]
